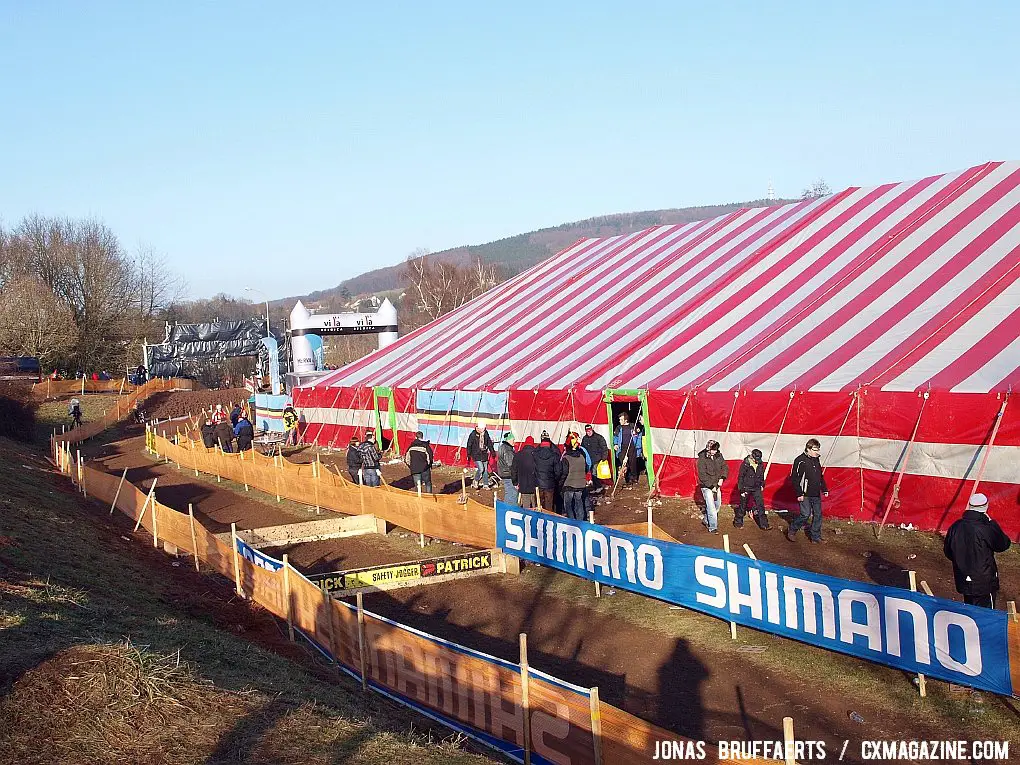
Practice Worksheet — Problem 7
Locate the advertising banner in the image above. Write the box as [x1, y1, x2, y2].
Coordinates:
[235, 536, 284, 572]
[309, 550, 494, 594]
[496, 502, 1014, 697]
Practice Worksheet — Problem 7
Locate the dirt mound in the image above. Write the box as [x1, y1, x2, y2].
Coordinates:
[143, 388, 250, 420]
[0, 642, 248, 764]
[0, 381, 35, 441]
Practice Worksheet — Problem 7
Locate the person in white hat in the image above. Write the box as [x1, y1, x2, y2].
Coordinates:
[943, 493, 1011, 608]
[465, 421, 495, 490]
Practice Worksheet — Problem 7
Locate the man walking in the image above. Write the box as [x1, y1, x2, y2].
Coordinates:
[511, 436, 539, 508]
[466, 421, 496, 490]
[405, 430, 435, 494]
[696, 440, 729, 533]
[581, 424, 609, 494]
[944, 493, 1011, 608]
[736, 449, 769, 530]
[787, 438, 827, 543]
[357, 431, 382, 487]
[497, 432, 518, 505]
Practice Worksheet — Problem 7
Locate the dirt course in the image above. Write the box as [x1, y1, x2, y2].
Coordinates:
[75, 409, 1020, 764]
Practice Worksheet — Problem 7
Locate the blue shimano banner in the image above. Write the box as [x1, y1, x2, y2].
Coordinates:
[496, 502, 1014, 696]
[235, 537, 284, 572]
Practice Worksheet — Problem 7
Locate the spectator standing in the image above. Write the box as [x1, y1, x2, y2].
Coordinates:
[511, 436, 539, 508]
[358, 431, 382, 487]
[581, 424, 609, 494]
[614, 413, 641, 485]
[944, 493, 1011, 608]
[230, 403, 242, 428]
[69, 399, 83, 429]
[787, 438, 828, 543]
[346, 436, 363, 483]
[283, 406, 299, 446]
[201, 419, 217, 449]
[696, 440, 729, 534]
[561, 432, 589, 521]
[405, 431, 435, 494]
[534, 434, 564, 512]
[214, 417, 234, 453]
[736, 449, 770, 530]
[233, 414, 254, 452]
[466, 421, 496, 490]
[497, 432, 518, 505]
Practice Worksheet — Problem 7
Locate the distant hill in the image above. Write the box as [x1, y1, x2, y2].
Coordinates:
[274, 198, 795, 309]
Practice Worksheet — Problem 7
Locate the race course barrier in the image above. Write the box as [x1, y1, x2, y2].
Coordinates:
[52, 445, 751, 764]
[497, 503, 1020, 698]
[148, 428, 1020, 701]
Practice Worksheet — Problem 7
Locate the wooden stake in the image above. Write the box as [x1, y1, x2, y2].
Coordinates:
[908, 571, 926, 697]
[723, 534, 736, 639]
[322, 586, 337, 664]
[919, 580, 934, 597]
[356, 591, 368, 691]
[152, 496, 159, 548]
[188, 504, 200, 572]
[313, 458, 320, 514]
[239, 449, 248, 491]
[274, 454, 281, 501]
[134, 480, 157, 532]
[1007, 601, 1018, 624]
[519, 633, 532, 765]
[283, 554, 294, 641]
[109, 468, 128, 515]
[460, 472, 467, 502]
[783, 717, 796, 765]
[743, 543, 757, 560]
[76, 450, 83, 491]
[646, 500, 653, 538]
[231, 522, 243, 597]
[417, 483, 425, 548]
[589, 687, 603, 765]
[589, 511, 601, 598]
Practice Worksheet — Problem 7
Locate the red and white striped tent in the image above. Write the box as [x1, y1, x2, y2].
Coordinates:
[294, 161, 1020, 537]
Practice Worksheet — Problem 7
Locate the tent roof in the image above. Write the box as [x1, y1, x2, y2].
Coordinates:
[307, 161, 1020, 395]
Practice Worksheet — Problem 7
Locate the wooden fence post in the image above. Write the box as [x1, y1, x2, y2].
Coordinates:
[322, 587, 337, 664]
[356, 591, 368, 691]
[231, 523, 243, 597]
[908, 570, 927, 697]
[134, 480, 157, 532]
[313, 458, 321, 513]
[214, 446, 221, 482]
[152, 498, 159, 548]
[783, 717, 796, 765]
[417, 483, 425, 548]
[647, 500, 653, 538]
[589, 687, 603, 765]
[519, 633, 532, 765]
[188, 504, 200, 572]
[109, 468, 128, 515]
[723, 534, 736, 639]
[283, 554, 294, 641]
[274, 454, 281, 502]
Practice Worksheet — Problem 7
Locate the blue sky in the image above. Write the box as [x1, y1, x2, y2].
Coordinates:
[1, 2, 1017, 300]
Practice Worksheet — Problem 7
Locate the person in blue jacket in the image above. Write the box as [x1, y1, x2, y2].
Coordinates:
[233, 413, 254, 452]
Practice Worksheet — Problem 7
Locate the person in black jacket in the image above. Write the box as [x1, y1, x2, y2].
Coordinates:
[511, 437, 539, 508]
[944, 493, 1012, 608]
[358, 432, 382, 487]
[787, 438, 828, 543]
[736, 449, 769, 530]
[346, 436, 363, 483]
[465, 422, 496, 490]
[233, 414, 254, 452]
[533, 435, 564, 512]
[581, 424, 609, 493]
[405, 431, 435, 494]
[230, 404, 243, 428]
[201, 419, 217, 449]
[497, 432, 517, 505]
[696, 440, 729, 534]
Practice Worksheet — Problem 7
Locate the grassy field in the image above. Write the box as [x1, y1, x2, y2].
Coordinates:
[0, 435, 496, 765]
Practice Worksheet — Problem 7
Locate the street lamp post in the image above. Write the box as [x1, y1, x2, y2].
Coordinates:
[244, 287, 271, 338]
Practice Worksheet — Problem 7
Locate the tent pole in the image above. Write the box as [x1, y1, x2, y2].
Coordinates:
[762, 391, 796, 483]
[971, 391, 1009, 497]
[822, 391, 858, 473]
[877, 390, 930, 537]
[649, 391, 691, 498]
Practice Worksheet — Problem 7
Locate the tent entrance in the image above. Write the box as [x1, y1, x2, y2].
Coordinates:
[372, 386, 400, 455]
[604, 388, 654, 491]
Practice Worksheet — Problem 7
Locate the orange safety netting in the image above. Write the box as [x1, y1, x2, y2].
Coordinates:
[56, 406, 783, 765]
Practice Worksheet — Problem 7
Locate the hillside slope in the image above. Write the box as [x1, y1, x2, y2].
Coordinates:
[279, 198, 792, 307]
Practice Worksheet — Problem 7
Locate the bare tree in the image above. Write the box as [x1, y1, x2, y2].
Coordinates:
[800, 179, 832, 200]
[0, 274, 78, 363]
[401, 249, 504, 325]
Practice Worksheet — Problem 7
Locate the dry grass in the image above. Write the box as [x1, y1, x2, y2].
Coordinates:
[0, 436, 497, 765]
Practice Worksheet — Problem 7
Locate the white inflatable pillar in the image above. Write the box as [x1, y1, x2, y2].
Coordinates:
[290, 300, 316, 374]
[376, 298, 399, 350]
